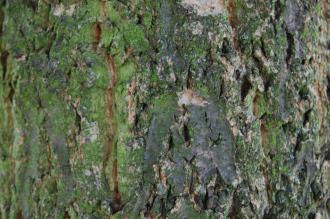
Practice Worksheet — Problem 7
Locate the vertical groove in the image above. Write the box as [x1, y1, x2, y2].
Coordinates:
[97, 0, 121, 212]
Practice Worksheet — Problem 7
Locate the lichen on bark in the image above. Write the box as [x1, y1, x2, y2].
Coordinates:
[0, 0, 329, 218]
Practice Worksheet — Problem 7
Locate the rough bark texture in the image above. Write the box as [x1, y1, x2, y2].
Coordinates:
[0, 0, 329, 218]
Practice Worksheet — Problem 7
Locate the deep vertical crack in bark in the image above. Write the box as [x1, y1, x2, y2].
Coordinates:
[96, 0, 121, 212]
[104, 53, 121, 211]
[226, 0, 239, 52]
[1, 50, 9, 80]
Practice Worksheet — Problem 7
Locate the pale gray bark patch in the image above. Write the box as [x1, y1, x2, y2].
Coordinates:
[188, 98, 238, 185]
[285, 0, 304, 32]
[144, 96, 178, 184]
[180, 0, 225, 17]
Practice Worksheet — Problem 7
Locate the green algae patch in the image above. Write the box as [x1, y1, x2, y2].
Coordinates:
[122, 23, 149, 53]
[252, 91, 267, 118]
[104, 2, 149, 53]
[153, 93, 178, 113]
[261, 117, 286, 155]
[118, 61, 136, 82]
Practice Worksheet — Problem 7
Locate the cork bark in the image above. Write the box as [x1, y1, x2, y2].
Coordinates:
[0, 0, 329, 218]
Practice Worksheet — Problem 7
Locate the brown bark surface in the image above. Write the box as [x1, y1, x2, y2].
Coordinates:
[0, 0, 329, 218]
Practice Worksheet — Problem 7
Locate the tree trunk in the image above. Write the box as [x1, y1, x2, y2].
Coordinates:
[0, 0, 329, 218]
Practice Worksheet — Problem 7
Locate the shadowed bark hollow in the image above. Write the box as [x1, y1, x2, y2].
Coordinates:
[0, 0, 329, 218]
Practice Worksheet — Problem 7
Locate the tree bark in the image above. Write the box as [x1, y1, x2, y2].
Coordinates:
[0, 0, 329, 218]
